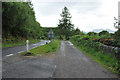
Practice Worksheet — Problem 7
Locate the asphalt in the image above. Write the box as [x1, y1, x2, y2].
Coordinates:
[53, 41, 118, 78]
[2, 41, 119, 78]
[3, 53, 55, 78]
[2, 40, 51, 57]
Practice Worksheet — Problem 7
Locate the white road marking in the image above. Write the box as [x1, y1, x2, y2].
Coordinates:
[72, 46, 76, 49]
[33, 44, 37, 45]
[40, 44, 45, 45]
[61, 42, 65, 51]
[6, 54, 14, 57]
[5, 40, 51, 57]
[55, 65, 56, 68]
[68, 41, 73, 45]
[61, 42, 66, 56]
[17, 51, 25, 53]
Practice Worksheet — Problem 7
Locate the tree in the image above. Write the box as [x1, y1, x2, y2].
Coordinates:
[113, 17, 120, 47]
[98, 30, 109, 36]
[114, 28, 120, 47]
[56, 6, 74, 39]
[2, 2, 42, 39]
[87, 32, 97, 36]
[72, 27, 81, 35]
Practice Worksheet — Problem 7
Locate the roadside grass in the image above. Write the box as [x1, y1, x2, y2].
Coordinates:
[2, 39, 40, 48]
[0, 37, 1, 48]
[70, 40, 119, 75]
[21, 40, 61, 56]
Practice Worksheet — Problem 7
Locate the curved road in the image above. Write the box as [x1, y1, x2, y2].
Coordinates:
[2, 40, 51, 57]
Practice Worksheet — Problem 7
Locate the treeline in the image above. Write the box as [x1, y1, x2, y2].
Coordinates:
[54, 6, 84, 40]
[2, 3, 82, 41]
[87, 30, 120, 47]
[40, 27, 84, 40]
[41, 7, 84, 40]
[2, 2, 42, 39]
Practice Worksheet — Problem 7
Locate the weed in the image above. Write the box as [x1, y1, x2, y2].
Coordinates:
[21, 40, 61, 56]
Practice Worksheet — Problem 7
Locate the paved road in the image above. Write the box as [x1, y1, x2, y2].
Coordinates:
[2, 40, 51, 57]
[2, 41, 118, 78]
[52, 41, 118, 78]
[3, 54, 55, 78]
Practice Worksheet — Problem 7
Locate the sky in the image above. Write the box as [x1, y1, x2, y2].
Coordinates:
[31, 0, 120, 32]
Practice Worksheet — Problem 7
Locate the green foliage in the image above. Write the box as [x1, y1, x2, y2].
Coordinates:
[30, 40, 61, 54]
[72, 27, 81, 35]
[2, 38, 40, 48]
[21, 40, 61, 55]
[87, 32, 97, 36]
[56, 7, 74, 40]
[70, 35, 119, 74]
[71, 33, 119, 47]
[99, 30, 109, 36]
[40, 27, 58, 40]
[2, 2, 42, 39]
[114, 29, 120, 47]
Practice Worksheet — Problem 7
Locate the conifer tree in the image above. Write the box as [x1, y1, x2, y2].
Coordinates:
[57, 6, 74, 39]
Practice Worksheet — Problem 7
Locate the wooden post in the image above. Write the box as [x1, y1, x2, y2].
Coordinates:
[26, 40, 29, 52]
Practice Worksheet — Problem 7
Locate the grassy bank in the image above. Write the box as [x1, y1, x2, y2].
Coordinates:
[70, 36, 119, 75]
[22, 40, 61, 56]
[2, 38, 40, 48]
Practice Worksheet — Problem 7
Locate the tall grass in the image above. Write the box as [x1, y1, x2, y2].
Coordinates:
[70, 37, 119, 75]
[2, 38, 40, 48]
[21, 40, 61, 56]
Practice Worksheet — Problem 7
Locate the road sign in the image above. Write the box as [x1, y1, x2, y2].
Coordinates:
[48, 29, 54, 39]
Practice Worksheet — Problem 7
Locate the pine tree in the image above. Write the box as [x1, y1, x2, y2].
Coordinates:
[57, 6, 74, 39]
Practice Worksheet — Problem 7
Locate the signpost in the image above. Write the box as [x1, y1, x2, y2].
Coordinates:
[48, 29, 54, 40]
[26, 40, 29, 52]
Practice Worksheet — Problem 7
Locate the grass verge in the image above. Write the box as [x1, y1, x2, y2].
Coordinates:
[2, 39, 40, 48]
[70, 40, 119, 75]
[21, 40, 61, 56]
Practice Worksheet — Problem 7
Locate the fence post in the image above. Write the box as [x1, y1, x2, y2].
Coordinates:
[26, 40, 29, 52]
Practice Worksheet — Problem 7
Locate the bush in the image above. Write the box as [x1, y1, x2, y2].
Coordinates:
[70, 34, 120, 74]
[114, 29, 120, 47]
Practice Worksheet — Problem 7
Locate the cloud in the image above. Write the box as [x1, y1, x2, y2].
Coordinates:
[31, 0, 119, 32]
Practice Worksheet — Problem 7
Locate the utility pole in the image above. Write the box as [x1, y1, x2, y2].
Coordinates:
[114, 1, 120, 29]
[118, 1, 120, 26]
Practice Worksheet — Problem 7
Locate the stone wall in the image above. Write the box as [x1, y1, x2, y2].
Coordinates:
[101, 44, 120, 59]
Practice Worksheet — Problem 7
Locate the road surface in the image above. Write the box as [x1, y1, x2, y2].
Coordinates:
[53, 41, 118, 78]
[2, 40, 51, 57]
[2, 41, 118, 78]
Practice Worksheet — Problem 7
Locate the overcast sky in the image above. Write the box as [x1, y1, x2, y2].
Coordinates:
[31, 0, 119, 32]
